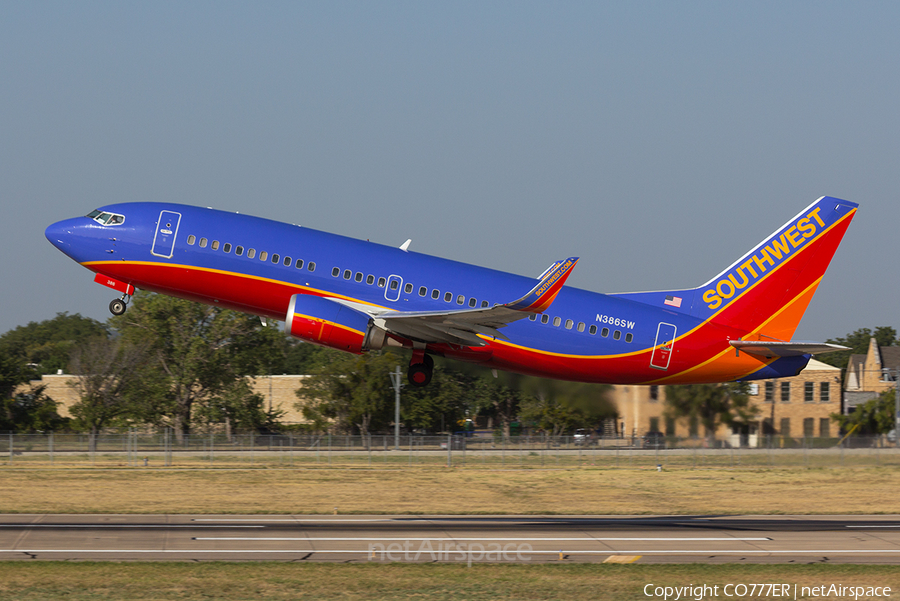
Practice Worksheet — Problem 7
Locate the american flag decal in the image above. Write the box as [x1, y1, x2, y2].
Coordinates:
[664, 295, 682, 308]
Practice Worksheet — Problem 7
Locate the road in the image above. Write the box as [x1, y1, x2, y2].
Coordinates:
[2, 514, 900, 563]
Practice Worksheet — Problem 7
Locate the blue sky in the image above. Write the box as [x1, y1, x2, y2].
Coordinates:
[2, 2, 898, 342]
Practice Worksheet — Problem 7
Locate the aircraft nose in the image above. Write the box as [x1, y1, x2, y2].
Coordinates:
[45, 217, 83, 256]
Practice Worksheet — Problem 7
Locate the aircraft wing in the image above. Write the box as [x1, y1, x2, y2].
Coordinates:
[341, 257, 578, 347]
[729, 340, 849, 358]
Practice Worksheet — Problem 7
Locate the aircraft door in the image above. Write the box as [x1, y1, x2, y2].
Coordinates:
[385, 275, 403, 302]
[650, 322, 677, 370]
[151, 210, 182, 258]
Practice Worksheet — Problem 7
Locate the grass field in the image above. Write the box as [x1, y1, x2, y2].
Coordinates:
[0, 563, 898, 600]
[0, 465, 898, 514]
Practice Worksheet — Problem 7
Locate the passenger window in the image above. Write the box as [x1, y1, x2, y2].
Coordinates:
[211, 240, 220, 250]
[481, 301, 489, 308]
[271, 253, 279, 264]
[199, 238, 208, 248]
[541, 314, 549, 324]
[356, 272, 364, 282]
[625, 332, 633, 343]
[248, 248, 256, 259]
[332, 267, 340, 277]
[405, 283, 413, 294]
[235, 246, 244, 256]
[469, 298, 476, 307]
[390, 280, 399, 290]
[553, 317, 561, 327]
[378, 277, 386, 288]
[343, 270, 352, 280]
[367, 275, 375, 285]
[589, 325, 597, 335]
[418, 286, 427, 296]
[457, 295, 465, 305]
[601, 327, 609, 337]
[577, 322, 585, 332]
[223, 243, 232, 253]
[307, 262, 316, 272]
[284, 256, 291, 266]
[432, 289, 440, 299]
[295, 259, 304, 269]
[444, 292, 452, 302]
[565, 319, 573, 330]
[187, 235, 196, 245]
[259, 251, 268, 261]
[529, 314, 536, 321]
[613, 330, 621, 340]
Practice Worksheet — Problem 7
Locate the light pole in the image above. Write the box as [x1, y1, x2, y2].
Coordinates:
[389, 366, 403, 450]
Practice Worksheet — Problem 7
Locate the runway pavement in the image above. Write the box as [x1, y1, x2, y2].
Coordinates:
[2, 514, 900, 564]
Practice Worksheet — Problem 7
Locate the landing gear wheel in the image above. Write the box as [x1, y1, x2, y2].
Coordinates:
[109, 298, 127, 316]
[408, 362, 433, 387]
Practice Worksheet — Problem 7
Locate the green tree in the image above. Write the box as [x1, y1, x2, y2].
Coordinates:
[474, 379, 526, 441]
[832, 389, 896, 436]
[664, 383, 757, 442]
[296, 351, 400, 436]
[517, 379, 616, 436]
[111, 291, 287, 441]
[0, 352, 28, 405]
[0, 384, 69, 432]
[820, 327, 898, 373]
[0, 312, 108, 376]
[401, 364, 473, 433]
[68, 336, 155, 452]
[519, 393, 582, 437]
[197, 378, 283, 437]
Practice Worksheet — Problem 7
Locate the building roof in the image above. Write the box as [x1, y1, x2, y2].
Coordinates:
[803, 358, 841, 372]
[880, 346, 900, 370]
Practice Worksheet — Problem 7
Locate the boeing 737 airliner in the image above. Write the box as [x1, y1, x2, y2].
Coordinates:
[46, 196, 856, 386]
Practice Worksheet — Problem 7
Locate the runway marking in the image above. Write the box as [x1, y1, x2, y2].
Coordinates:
[603, 555, 641, 563]
[192, 536, 772, 542]
[846, 525, 900, 528]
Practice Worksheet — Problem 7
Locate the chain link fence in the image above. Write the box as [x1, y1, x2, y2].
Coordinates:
[2, 431, 899, 470]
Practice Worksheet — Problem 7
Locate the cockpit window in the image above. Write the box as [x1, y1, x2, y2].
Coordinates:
[86, 209, 125, 226]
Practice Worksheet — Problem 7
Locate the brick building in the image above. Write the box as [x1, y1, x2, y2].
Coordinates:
[610, 358, 841, 445]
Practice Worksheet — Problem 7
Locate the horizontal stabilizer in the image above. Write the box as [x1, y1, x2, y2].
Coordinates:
[729, 340, 848, 358]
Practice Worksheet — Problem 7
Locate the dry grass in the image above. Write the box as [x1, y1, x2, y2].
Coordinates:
[1, 466, 898, 515]
[0, 563, 898, 600]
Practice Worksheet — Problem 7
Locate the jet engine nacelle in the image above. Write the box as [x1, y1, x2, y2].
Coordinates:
[284, 294, 386, 353]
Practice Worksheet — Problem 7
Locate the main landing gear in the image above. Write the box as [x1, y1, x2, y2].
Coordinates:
[407, 352, 434, 387]
[109, 294, 131, 316]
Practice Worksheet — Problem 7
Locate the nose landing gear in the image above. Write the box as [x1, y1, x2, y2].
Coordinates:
[109, 294, 131, 316]
[407, 352, 434, 387]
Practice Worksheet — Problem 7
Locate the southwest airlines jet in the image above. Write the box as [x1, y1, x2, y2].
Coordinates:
[46, 196, 856, 387]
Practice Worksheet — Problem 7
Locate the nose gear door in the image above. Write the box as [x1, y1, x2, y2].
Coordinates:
[151, 210, 182, 258]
